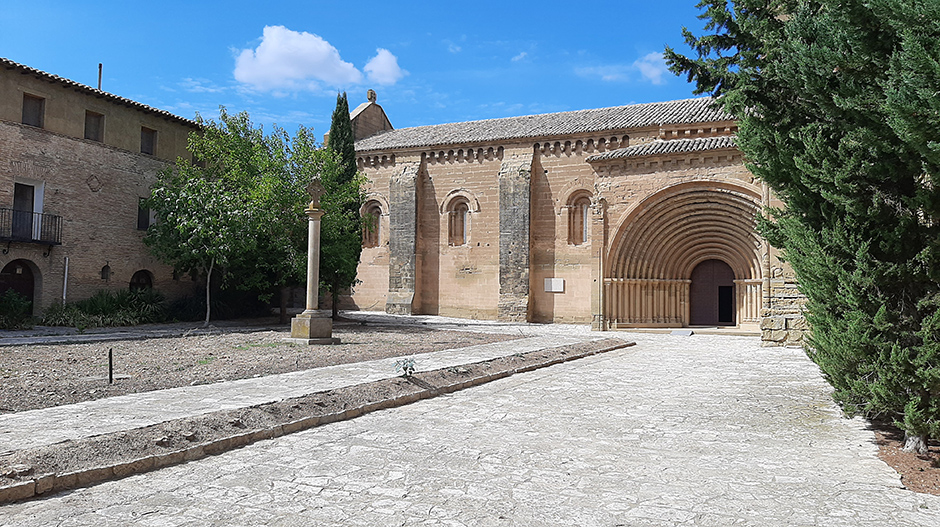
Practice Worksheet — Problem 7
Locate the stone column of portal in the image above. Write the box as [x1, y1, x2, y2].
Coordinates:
[287, 178, 339, 345]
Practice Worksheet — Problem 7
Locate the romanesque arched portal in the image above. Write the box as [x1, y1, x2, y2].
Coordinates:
[604, 182, 763, 328]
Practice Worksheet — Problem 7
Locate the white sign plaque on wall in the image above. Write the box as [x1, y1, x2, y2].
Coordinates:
[544, 278, 565, 293]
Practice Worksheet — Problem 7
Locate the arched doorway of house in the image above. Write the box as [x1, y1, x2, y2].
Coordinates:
[689, 259, 735, 326]
[1, 259, 36, 307]
[129, 269, 154, 291]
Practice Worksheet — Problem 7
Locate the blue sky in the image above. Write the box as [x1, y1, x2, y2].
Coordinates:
[1, 0, 711, 137]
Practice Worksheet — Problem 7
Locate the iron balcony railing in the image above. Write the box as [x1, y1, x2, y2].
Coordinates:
[0, 208, 63, 245]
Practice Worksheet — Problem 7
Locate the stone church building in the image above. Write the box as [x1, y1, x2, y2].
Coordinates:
[347, 93, 805, 346]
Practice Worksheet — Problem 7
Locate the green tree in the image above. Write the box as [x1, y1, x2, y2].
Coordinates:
[146, 108, 344, 325]
[144, 167, 251, 327]
[666, 0, 940, 451]
[322, 92, 365, 318]
[328, 92, 358, 184]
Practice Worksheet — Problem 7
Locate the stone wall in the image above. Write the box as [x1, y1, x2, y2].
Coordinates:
[385, 163, 418, 315]
[760, 258, 809, 347]
[0, 120, 193, 312]
[496, 155, 532, 321]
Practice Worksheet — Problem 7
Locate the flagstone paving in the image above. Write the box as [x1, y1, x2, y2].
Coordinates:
[2, 319, 939, 526]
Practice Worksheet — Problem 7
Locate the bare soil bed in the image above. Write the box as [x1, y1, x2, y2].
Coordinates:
[0, 321, 516, 413]
[873, 423, 940, 495]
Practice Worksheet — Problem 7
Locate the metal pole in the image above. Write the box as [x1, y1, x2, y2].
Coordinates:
[62, 256, 69, 303]
[108, 348, 113, 384]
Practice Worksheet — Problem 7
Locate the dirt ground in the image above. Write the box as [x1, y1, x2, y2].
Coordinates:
[874, 424, 940, 495]
[0, 321, 516, 413]
[0, 322, 937, 496]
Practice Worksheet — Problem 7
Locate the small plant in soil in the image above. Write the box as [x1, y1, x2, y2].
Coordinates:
[394, 357, 416, 377]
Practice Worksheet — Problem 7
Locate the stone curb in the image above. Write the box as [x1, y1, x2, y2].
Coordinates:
[0, 340, 634, 504]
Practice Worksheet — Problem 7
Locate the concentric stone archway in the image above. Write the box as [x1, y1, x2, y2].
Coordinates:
[604, 182, 763, 328]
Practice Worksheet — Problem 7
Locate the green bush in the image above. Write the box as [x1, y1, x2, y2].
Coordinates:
[0, 289, 33, 329]
[41, 289, 167, 329]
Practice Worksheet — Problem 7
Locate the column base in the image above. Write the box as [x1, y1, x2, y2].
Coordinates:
[285, 310, 339, 345]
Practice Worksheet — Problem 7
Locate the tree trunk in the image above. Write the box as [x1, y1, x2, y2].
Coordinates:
[279, 286, 290, 324]
[331, 280, 339, 320]
[203, 259, 214, 328]
[902, 432, 928, 454]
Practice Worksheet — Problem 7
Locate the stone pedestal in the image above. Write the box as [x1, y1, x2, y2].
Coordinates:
[286, 309, 338, 345]
[285, 178, 339, 345]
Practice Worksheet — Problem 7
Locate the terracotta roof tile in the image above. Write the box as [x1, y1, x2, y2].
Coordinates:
[1, 57, 198, 128]
[355, 97, 732, 152]
[586, 135, 737, 162]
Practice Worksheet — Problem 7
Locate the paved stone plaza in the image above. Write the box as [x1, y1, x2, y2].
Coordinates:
[2, 319, 940, 526]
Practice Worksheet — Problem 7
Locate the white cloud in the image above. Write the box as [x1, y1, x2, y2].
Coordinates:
[575, 65, 631, 82]
[632, 52, 668, 85]
[180, 78, 226, 94]
[511, 52, 527, 62]
[575, 52, 670, 85]
[234, 26, 363, 91]
[364, 48, 407, 86]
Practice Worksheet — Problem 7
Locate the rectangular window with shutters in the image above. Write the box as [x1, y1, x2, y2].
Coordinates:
[22, 94, 44, 128]
[84, 111, 104, 142]
[140, 127, 157, 155]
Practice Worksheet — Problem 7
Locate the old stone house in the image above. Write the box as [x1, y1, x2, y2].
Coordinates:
[349, 94, 805, 345]
[0, 58, 197, 314]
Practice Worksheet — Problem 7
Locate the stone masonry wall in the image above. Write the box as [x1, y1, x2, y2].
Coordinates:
[496, 154, 532, 321]
[385, 163, 419, 315]
[0, 120, 193, 312]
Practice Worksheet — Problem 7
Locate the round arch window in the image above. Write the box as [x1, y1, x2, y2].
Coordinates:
[129, 270, 154, 291]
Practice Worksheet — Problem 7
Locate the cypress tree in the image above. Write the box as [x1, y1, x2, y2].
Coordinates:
[666, 0, 940, 451]
[321, 92, 364, 318]
[328, 92, 358, 185]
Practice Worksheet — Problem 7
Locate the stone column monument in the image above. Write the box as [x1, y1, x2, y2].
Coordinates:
[287, 178, 339, 344]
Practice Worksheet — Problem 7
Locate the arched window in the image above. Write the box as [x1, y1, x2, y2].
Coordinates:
[362, 201, 382, 248]
[129, 270, 153, 291]
[448, 198, 470, 246]
[568, 194, 592, 245]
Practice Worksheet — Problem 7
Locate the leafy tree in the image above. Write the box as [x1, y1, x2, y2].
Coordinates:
[666, 0, 940, 451]
[322, 92, 365, 318]
[146, 108, 345, 326]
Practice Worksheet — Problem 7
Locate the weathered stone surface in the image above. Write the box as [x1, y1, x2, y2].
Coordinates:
[4, 332, 937, 524]
[386, 163, 419, 315]
[497, 156, 532, 322]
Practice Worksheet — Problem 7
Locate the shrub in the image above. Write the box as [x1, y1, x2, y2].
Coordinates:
[41, 289, 167, 329]
[0, 289, 33, 329]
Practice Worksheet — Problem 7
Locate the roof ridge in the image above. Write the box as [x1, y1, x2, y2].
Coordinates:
[1, 57, 198, 127]
[586, 135, 738, 162]
[355, 97, 734, 152]
[384, 97, 721, 134]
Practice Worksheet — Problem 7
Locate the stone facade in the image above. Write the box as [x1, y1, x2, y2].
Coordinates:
[348, 95, 807, 346]
[0, 58, 198, 314]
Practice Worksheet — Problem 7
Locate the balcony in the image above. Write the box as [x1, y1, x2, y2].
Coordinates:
[0, 208, 63, 245]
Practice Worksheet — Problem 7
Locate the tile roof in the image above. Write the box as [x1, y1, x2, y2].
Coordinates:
[355, 97, 733, 152]
[586, 135, 737, 163]
[1, 57, 198, 128]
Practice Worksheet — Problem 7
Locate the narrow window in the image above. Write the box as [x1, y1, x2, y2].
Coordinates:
[137, 198, 154, 230]
[448, 199, 470, 246]
[568, 195, 592, 245]
[22, 94, 44, 128]
[140, 127, 157, 155]
[84, 111, 104, 142]
[362, 201, 382, 248]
